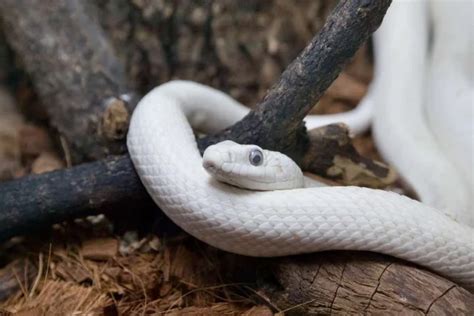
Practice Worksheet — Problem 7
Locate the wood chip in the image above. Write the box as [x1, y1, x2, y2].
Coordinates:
[30, 152, 64, 174]
[81, 238, 118, 261]
[53, 263, 91, 284]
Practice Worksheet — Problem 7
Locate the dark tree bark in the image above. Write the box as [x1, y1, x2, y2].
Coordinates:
[0, 156, 153, 241]
[200, 0, 391, 166]
[0, 0, 136, 163]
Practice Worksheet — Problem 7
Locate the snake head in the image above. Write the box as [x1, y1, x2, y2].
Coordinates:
[202, 140, 304, 190]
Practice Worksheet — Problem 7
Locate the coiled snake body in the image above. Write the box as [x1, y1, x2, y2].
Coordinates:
[127, 1, 474, 290]
[127, 80, 473, 290]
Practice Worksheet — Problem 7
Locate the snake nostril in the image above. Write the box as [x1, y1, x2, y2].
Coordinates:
[202, 150, 221, 173]
[203, 160, 216, 171]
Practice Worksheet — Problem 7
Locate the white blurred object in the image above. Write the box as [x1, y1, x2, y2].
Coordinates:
[371, 0, 473, 226]
[426, 0, 473, 222]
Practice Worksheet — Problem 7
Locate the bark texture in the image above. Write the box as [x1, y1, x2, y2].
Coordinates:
[305, 125, 396, 187]
[94, 0, 340, 104]
[263, 252, 474, 315]
[200, 0, 391, 165]
[0, 0, 136, 163]
[0, 155, 154, 241]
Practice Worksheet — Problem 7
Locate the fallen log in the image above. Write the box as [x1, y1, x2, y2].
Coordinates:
[263, 252, 474, 314]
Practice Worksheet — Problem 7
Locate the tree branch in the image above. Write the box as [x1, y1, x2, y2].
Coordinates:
[0, 156, 154, 241]
[200, 0, 391, 166]
[0, 0, 137, 163]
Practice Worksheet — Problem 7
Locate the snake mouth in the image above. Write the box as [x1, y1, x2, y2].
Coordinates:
[202, 158, 228, 178]
[203, 160, 231, 178]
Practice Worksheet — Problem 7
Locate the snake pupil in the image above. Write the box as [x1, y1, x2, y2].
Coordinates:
[249, 149, 263, 166]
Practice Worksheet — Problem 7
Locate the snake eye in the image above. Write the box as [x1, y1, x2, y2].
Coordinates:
[249, 148, 264, 166]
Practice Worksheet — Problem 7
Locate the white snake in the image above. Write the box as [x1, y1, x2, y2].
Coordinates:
[127, 1, 474, 290]
[371, 0, 473, 225]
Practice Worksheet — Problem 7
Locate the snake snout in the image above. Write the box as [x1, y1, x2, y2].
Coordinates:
[202, 159, 217, 172]
[202, 150, 225, 173]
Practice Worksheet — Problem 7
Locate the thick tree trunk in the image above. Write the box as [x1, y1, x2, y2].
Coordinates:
[264, 252, 473, 314]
